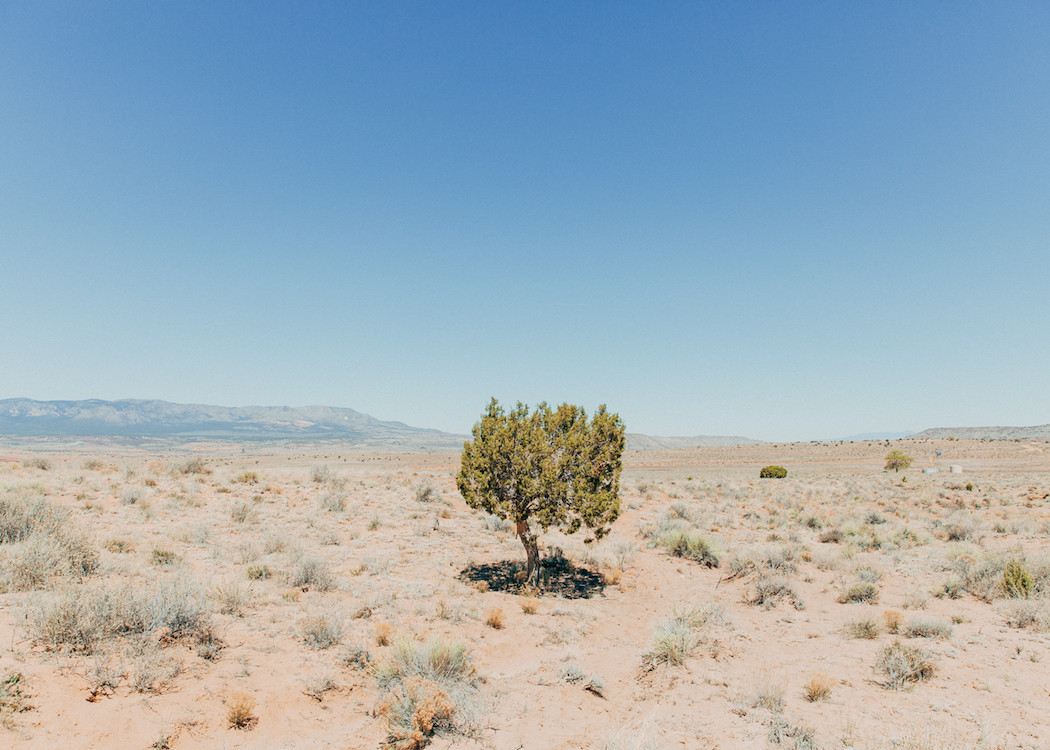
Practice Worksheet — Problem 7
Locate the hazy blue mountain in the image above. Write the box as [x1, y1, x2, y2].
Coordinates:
[0, 398, 768, 450]
[907, 425, 1050, 440]
[0, 398, 465, 448]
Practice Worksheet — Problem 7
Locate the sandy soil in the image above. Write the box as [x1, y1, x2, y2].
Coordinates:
[0, 439, 1048, 749]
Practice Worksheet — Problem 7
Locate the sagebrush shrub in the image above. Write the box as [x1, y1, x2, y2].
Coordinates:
[299, 611, 343, 649]
[902, 617, 953, 639]
[874, 641, 936, 689]
[759, 465, 787, 479]
[657, 529, 719, 567]
[846, 618, 879, 639]
[749, 575, 798, 609]
[373, 637, 479, 748]
[379, 677, 455, 749]
[838, 581, 879, 604]
[291, 557, 333, 591]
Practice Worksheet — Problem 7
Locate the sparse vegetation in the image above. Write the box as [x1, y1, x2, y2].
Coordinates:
[0, 443, 1046, 747]
[642, 601, 722, 669]
[749, 576, 800, 609]
[26, 574, 212, 653]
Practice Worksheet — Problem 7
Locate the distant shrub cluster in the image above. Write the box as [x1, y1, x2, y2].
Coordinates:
[759, 466, 787, 479]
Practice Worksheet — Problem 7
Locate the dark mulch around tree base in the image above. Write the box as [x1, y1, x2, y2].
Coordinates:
[458, 557, 606, 599]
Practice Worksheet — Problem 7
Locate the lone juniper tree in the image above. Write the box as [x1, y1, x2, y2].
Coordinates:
[456, 398, 625, 588]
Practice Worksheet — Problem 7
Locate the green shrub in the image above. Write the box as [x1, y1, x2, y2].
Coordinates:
[151, 549, 178, 566]
[1003, 559, 1034, 599]
[759, 465, 787, 479]
[246, 564, 272, 580]
[884, 451, 912, 473]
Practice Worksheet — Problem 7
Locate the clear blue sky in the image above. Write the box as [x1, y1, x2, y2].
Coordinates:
[2, 3, 1048, 441]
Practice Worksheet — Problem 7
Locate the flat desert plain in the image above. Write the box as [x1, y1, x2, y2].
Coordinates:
[0, 439, 1048, 749]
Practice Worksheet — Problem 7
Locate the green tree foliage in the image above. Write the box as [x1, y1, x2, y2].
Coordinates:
[456, 398, 626, 588]
[884, 450, 913, 473]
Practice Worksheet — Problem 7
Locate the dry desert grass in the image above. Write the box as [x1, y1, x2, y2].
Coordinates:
[0, 439, 1047, 748]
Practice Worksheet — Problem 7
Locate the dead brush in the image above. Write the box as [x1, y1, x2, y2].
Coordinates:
[802, 672, 833, 702]
[379, 676, 456, 749]
[375, 622, 394, 646]
[748, 575, 799, 609]
[226, 692, 257, 729]
[874, 641, 936, 689]
[483, 607, 505, 629]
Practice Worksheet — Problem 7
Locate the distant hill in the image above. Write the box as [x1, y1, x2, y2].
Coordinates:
[908, 425, 1050, 440]
[0, 398, 466, 449]
[625, 433, 761, 450]
[837, 431, 914, 442]
[0, 398, 767, 451]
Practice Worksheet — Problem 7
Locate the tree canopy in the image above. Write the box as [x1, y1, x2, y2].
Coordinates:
[884, 450, 913, 473]
[456, 398, 625, 588]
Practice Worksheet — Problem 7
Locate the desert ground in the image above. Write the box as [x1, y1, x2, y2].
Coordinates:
[0, 438, 1048, 749]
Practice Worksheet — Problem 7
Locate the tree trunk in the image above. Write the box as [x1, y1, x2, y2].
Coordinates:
[517, 521, 541, 588]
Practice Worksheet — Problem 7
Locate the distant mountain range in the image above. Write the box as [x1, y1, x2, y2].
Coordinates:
[624, 434, 761, 450]
[907, 425, 1050, 440]
[5, 398, 1042, 449]
[0, 398, 765, 451]
[0, 398, 465, 449]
